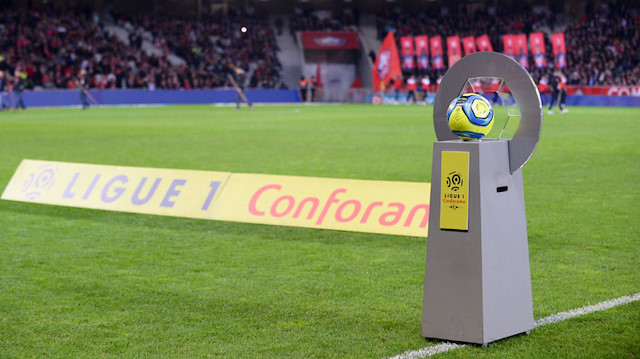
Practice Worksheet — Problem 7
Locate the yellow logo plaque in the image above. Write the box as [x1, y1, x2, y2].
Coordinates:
[440, 151, 469, 230]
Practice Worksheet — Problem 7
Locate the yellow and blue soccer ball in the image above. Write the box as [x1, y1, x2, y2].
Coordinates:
[446, 93, 494, 140]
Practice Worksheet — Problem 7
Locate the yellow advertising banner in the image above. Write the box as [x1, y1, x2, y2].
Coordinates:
[0, 159, 231, 219]
[439, 151, 470, 231]
[212, 173, 431, 237]
[2, 160, 431, 237]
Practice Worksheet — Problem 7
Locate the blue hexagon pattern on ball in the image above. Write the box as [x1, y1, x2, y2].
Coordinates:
[446, 93, 494, 140]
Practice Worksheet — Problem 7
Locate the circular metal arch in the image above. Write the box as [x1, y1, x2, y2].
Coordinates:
[433, 52, 543, 173]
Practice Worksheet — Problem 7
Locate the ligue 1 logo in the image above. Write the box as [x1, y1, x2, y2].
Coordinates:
[21, 164, 57, 200]
[445, 171, 463, 191]
[377, 50, 391, 79]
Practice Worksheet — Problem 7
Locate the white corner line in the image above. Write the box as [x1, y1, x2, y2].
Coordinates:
[385, 292, 640, 359]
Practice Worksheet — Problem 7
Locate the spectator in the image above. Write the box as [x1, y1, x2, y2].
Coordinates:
[406, 74, 417, 104]
[0, 70, 8, 110]
[547, 71, 568, 114]
[13, 70, 26, 111]
[299, 76, 308, 102]
[393, 76, 403, 101]
[76, 69, 90, 109]
[309, 75, 317, 102]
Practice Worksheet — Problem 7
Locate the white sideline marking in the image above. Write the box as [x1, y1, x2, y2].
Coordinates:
[533, 292, 640, 327]
[386, 292, 640, 359]
[385, 342, 465, 359]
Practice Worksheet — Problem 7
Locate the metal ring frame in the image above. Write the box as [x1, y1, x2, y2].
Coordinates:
[433, 52, 543, 173]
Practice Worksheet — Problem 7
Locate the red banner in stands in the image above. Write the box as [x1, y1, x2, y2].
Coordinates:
[503, 34, 516, 59]
[530, 32, 546, 68]
[476, 34, 493, 52]
[415, 35, 429, 70]
[400, 36, 415, 70]
[551, 33, 567, 69]
[430, 36, 445, 70]
[446, 35, 461, 67]
[515, 34, 529, 69]
[301, 32, 360, 50]
[462, 36, 476, 56]
[372, 32, 402, 92]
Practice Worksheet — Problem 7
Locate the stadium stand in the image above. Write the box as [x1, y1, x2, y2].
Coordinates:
[564, 3, 640, 86]
[288, 8, 359, 34]
[0, 1, 637, 96]
[375, 2, 639, 87]
[0, 7, 281, 91]
[114, 10, 282, 89]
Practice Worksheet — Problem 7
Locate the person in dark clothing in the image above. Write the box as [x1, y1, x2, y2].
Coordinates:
[547, 71, 567, 115]
[546, 74, 558, 113]
[0, 70, 9, 110]
[299, 76, 308, 102]
[406, 75, 417, 104]
[230, 68, 252, 110]
[14, 71, 26, 112]
[309, 76, 317, 102]
[393, 76, 403, 101]
[369, 50, 376, 64]
[76, 69, 90, 109]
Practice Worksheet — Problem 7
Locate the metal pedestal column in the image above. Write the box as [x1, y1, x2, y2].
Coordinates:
[421, 139, 534, 345]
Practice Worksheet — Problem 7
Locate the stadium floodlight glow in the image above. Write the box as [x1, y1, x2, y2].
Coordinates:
[422, 52, 542, 345]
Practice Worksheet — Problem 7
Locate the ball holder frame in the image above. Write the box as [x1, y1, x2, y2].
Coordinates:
[421, 52, 542, 345]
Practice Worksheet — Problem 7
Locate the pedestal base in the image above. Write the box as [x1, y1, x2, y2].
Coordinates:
[421, 139, 534, 345]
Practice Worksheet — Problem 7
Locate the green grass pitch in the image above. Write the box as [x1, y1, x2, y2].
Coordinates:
[0, 104, 638, 358]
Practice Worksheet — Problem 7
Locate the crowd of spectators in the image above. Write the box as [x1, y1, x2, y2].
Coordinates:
[0, 9, 116, 90]
[375, 7, 545, 87]
[565, 3, 640, 86]
[0, 7, 281, 91]
[1, 3, 638, 93]
[375, 2, 640, 87]
[376, 7, 549, 48]
[118, 10, 281, 89]
[288, 8, 359, 34]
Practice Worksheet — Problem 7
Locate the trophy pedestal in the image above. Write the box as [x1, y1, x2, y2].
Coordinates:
[421, 139, 534, 345]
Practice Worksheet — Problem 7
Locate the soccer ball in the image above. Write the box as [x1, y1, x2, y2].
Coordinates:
[446, 93, 494, 140]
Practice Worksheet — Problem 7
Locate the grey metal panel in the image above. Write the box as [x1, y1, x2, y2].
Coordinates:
[477, 141, 534, 343]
